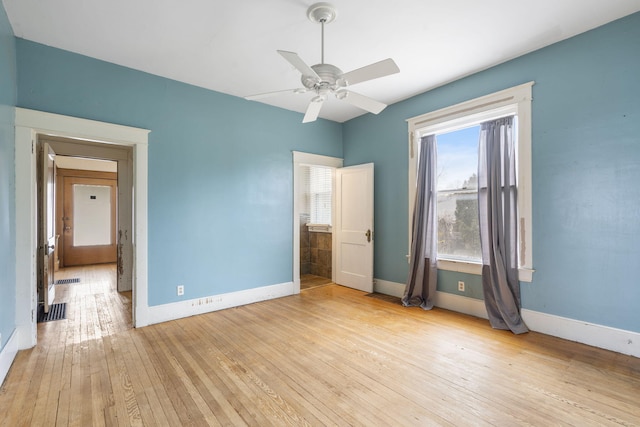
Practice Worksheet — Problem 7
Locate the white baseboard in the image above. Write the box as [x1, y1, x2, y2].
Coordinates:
[0, 330, 18, 387]
[373, 278, 638, 358]
[434, 291, 489, 320]
[374, 278, 489, 319]
[521, 309, 640, 358]
[147, 281, 295, 325]
[373, 279, 405, 298]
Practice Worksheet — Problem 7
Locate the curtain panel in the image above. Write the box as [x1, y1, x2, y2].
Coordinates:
[478, 117, 528, 334]
[403, 135, 438, 310]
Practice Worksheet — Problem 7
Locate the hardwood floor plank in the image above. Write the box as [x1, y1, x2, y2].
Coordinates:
[189, 313, 345, 427]
[2, 266, 639, 426]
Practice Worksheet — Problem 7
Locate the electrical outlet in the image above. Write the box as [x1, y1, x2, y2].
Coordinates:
[458, 281, 465, 292]
[177, 285, 184, 296]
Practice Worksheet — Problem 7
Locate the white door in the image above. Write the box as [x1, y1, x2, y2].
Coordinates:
[335, 163, 374, 293]
[38, 142, 57, 313]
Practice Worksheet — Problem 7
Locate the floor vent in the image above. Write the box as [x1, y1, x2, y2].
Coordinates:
[37, 303, 67, 323]
[56, 278, 80, 285]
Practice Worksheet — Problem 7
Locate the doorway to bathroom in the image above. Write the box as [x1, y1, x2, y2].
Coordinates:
[293, 152, 343, 292]
[293, 151, 375, 294]
[299, 163, 334, 290]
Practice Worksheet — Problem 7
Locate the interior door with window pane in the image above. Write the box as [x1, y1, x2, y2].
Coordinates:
[62, 176, 117, 266]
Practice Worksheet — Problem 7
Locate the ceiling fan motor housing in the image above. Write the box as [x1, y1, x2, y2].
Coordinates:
[302, 63, 344, 94]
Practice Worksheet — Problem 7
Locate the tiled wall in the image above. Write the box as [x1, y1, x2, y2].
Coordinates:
[300, 214, 311, 275]
[310, 231, 332, 279]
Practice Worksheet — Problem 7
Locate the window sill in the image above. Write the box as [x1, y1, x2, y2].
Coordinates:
[437, 259, 482, 275]
[518, 268, 535, 283]
[436, 259, 535, 282]
[306, 223, 332, 233]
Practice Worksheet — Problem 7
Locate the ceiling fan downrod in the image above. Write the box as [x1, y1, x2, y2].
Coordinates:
[321, 20, 324, 64]
[307, 2, 336, 65]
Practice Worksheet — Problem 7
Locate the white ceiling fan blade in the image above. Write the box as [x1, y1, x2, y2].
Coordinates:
[341, 58, 400, 86]
[277, 50, 320, 80]
[245, 88, 307, 101]
[336, 90, 387, 114]
[303, 96, 325, 123]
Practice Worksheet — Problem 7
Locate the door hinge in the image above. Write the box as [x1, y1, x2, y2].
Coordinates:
[32, 140, 35, 154]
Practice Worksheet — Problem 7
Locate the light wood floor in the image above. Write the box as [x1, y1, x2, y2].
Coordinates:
[300, 274, 332, 291]
[1, 265, 639, 426]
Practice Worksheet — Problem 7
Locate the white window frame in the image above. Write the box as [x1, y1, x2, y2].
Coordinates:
[307, 165, 333, 228]
[406, 82, 535, 282]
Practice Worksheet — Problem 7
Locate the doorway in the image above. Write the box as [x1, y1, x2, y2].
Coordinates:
[293, 151, 376, 295]
[56, 156, 118, 268]
[36, 136, 131, 331]
[292, 152, 342, 293]
[299, 164, 334, 290]
[15, 108, 149, 349]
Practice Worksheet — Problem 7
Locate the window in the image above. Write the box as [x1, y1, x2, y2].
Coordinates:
[407, 82, 534, 281]
[302, 165, 333, 227]
[436, 125, 481, 262]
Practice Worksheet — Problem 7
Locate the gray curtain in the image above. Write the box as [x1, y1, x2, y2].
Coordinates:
[403, 135, 438, 310]
[478, 117, 528, 334]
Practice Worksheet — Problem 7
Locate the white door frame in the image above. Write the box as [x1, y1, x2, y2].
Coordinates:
[292, 151, 343, 293]
[15, 108, 150, 349]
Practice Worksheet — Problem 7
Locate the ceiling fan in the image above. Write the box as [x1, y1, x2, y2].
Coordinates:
[245, 2, 400, 123]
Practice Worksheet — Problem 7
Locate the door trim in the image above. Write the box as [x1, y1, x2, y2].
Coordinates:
[15, 108, 150, 349]
[292, 151, 343, 293]
[56, 169, 118, 268]
[61, 175, 117, 266]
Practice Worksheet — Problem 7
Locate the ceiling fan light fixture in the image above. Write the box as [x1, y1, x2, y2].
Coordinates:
[335, 90, 348, 100]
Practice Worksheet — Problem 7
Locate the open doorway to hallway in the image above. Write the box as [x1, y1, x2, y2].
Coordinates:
[37, 154, 132, 332]
[50, 263, 132, 333]
[36, 135, 134, 335]
[15, 107, 149, 349]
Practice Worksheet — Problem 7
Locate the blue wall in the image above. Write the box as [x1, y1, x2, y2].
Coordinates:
[11, 11, 640, 334]
[16, 39, 343, 306]
[0, 3, 16, 351]
[343, 12, 640, 332]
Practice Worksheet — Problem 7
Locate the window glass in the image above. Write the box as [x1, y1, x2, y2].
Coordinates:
[306, 166, 332, 225]
[436, 125, 481, 262]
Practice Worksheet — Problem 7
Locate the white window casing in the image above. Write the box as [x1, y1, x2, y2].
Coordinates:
[406, 82, 535, 282]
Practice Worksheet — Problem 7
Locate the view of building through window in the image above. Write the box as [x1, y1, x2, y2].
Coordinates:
[436, 125, 481, 262]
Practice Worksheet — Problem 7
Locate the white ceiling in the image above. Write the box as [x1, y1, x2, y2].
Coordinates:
[4, 0, 640, 123]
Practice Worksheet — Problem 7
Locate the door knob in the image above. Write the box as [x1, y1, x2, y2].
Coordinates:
[365, 229, 372, 243]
